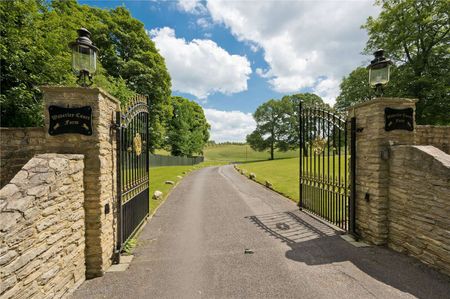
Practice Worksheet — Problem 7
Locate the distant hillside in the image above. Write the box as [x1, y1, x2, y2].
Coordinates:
[204, 144, 299, 162]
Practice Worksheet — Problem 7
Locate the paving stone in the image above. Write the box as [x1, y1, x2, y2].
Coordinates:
[120, 255, 134, 264]
[106, 263, 129, 272]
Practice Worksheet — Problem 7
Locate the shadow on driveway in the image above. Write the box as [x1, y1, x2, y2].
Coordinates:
[247, 210, 450, 299]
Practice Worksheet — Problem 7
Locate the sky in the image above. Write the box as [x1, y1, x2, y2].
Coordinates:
[80, 0, 380, 142]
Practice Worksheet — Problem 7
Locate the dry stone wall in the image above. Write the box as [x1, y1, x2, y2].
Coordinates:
[415, 125, 450, 154]
[0, 154, 85, 298]
[388, 145, 450, 276]
[0, 128, 46, 188]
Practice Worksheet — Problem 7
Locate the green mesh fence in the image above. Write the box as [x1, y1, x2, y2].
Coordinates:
[149, 154, 204, 168]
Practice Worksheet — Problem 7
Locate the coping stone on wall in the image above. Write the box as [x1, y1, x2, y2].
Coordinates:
[39, 86, 121, 107]
[347, 97, 419, 115]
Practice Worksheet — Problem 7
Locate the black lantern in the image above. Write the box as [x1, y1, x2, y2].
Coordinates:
[367, 49, 393, 96]
[69, 28, 98, 87]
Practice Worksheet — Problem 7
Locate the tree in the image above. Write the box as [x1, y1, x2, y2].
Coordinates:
[89, 6, 172, 150]
[0, 0, 127, 125]
[363, 0, 449, 77]
[49, 1, 172, 150]
[281, 93, 327, 144]
[167, 96, 209, 157]
[334, 68, 375, 112]
[336, 0, 450, 124]
[0, 0, 69, 127]
[280, 93, 328, 156]
[0, 0, 173, 144]
[246, 99, 291, 160]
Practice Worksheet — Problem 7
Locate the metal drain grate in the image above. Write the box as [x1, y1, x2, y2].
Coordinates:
[275, 222, 290, 230]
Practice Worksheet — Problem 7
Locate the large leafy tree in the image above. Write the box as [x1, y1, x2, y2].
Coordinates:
[88, 6, 172, 151]
[336, 0, 449, 124]
[335, 67, 375, 112]
[167, 96, 209, 157]
[281, 93, 327, 156]
[0, 0, 172, 148]
[246, 99, 292, 160]
[364, 0, 449, 77]
[0, 0, 71, 127]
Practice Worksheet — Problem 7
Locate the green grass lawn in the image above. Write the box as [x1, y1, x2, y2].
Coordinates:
[154, 148, 171, 156]
[236, 156, 349, 228]
[236, 158, 300, 201]
[149, 160, 226, 213]
[236, 156, 348, 200]
[204, 144, 299, 162]
[155, 143, 298, 162]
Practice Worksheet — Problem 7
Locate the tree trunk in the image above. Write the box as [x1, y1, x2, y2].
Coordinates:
[270, 142, 274, 160]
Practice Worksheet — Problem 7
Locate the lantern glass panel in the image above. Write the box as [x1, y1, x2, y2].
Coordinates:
[369, 65, 390, 87]
[72, 44, 96, 74]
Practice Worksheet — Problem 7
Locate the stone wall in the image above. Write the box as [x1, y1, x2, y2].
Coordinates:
[41, 87, 120, 278]
[1, 87, 120, 279]
[388, 145, 450, 276]
[349, 97, 450, 276]
[0, 154, 85, 298]
[415, 125, 450, 154]
[0, 128, 46, 188]
[348, 98, 417, 245]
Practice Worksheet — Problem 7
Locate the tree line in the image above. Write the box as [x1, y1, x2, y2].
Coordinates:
[0, 0, 209, 157]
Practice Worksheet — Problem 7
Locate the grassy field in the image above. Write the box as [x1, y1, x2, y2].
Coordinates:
[154, 143, 298, 162]
[149, 160, 226, 213]
[204, 144, 299, 162]
[154, 148, 171, 156]
[236, 158, 300, 200]
[235, 156, 349, 225]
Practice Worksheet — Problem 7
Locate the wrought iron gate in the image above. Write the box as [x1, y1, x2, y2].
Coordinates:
[116, 95, 150, 257]
[298, 102, 356, 233]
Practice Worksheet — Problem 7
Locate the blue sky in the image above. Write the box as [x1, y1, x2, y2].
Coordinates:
[80, 0, 379, 142]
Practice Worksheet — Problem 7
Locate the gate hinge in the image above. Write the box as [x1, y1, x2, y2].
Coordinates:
[110, 122, 121, 130]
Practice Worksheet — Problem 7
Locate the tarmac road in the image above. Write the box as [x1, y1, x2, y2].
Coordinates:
[72, 165, 450, 299]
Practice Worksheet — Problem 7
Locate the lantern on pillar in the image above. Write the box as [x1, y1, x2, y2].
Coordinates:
[69, 28, 98, 87]
[367, 49, 393, 96]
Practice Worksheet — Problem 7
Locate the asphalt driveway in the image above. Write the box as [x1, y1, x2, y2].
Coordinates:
[72, 165, 450, 299]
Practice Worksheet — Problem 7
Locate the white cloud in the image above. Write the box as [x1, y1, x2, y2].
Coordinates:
[206, 0, 379, 104]
[177, 0, 206, 14]
[313, 78, 341, 105]
[196, 17, 212, 29]
[149, 27, 252, 99]
[204, 108, 256, 142]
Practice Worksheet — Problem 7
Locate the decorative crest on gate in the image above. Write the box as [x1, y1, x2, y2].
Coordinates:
[133, 133, 142, 156]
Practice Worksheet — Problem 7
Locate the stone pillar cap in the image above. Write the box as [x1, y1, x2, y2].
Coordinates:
[347, 97, 418, 112]
[40, 86, 120, 106]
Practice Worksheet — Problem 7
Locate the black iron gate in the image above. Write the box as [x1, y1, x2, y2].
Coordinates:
[115, 95, 150, 258]
[298, 102, 356, 233]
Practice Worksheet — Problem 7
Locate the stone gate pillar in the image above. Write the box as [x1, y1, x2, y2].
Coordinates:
[41, 87, 119, 278]
[348, 98, 417, 245]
